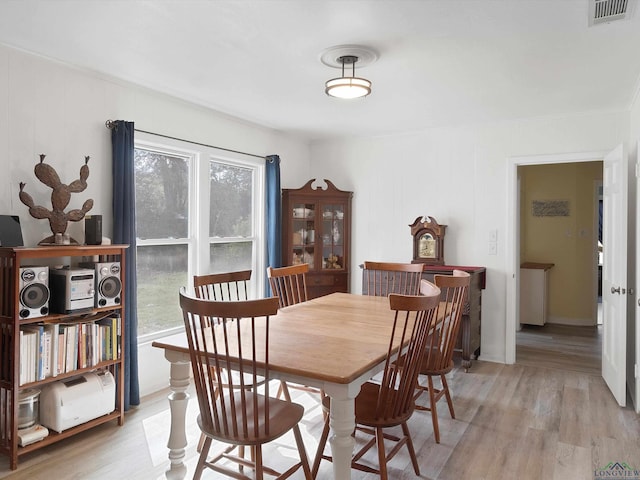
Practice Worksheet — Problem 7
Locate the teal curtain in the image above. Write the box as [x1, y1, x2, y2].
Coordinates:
[111, 120, 140, 409]
[265, 155, 282, 294]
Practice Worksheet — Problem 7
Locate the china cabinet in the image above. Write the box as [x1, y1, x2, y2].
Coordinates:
[281, 179, 352, 299]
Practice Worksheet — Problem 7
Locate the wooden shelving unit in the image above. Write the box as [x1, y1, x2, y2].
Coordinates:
[0, 245, 127, 470]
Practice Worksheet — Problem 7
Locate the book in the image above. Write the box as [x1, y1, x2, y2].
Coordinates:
[42, 323, 59, 378]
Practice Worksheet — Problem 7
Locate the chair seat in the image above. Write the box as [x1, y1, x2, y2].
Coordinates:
[419, 352, 454, 376]
[199, 391, 305, 446]
[355, 382, 414, 428]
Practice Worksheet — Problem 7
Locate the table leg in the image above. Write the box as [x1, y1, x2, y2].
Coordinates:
[328, 396, 356, 480]
[163, 351, 191, 480]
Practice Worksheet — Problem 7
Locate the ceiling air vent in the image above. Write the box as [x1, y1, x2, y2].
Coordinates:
[588, 0, 631, 26]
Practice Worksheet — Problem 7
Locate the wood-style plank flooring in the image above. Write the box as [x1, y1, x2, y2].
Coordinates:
[516, 323, 601, 375]
[1, 324, 638, 479]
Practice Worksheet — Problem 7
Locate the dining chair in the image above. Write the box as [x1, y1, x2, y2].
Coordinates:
[266, 263, 309, 308]
[192, 270, 258, 454]
[362, 261, 424, 296]
[312, 289, 442, 480]
[414, 270, 470, 444]
[179, 288, 313, 480]
[193, 269, 252, 301]
[266, 263, 326, 404]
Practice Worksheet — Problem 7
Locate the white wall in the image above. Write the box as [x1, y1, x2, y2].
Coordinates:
[309, 112, 629, 363]
[0, 44, 311, 396]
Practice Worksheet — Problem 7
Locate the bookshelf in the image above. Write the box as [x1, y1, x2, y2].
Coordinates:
[0, 245, 127, 470]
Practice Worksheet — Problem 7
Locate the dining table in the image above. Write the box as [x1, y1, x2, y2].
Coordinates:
[152, 291, 410, 480]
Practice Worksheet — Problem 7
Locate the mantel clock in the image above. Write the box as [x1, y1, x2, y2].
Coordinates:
[410, 216, 446, 265]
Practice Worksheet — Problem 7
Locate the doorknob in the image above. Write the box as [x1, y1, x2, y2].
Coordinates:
[611, 286, 621, 294]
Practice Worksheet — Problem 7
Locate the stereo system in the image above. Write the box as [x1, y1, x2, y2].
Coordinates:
[18, 267, 50, 319]
[18, 262, 122, 316]
[49, 268, 96, 314]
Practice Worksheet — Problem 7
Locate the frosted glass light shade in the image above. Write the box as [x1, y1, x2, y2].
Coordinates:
[325, 76, 372, 99]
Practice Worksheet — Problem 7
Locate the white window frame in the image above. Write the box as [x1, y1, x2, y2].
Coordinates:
[134, 132, 265, 343]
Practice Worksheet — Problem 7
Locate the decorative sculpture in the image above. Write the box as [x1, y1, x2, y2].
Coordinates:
[19, 154, 94, 245]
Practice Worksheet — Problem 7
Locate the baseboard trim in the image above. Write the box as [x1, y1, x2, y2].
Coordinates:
[547, 316, 597, 327]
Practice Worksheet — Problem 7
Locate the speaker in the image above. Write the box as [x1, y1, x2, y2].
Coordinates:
[19, 267, 50, 319]
[84, 215, 102, 245]
[94, 262, 122, 308]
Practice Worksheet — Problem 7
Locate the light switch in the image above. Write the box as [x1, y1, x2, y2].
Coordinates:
[488, 242, 497, 255]
[489, 229, 498, 242]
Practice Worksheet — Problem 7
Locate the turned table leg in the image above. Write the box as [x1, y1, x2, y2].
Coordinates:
[163, 350, 191, 480]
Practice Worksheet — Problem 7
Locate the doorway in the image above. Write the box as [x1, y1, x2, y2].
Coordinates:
[505, 150, 608, 365]
[515, 161, 603, 373]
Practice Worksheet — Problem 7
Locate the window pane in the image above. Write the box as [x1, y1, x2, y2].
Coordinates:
[135, 149, 189, 239]
[136, 245, 188, 336]
[209, 242, 252, 274]
[209, 162, 252, 237]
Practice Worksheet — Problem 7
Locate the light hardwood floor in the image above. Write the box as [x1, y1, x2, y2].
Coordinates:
[1, 330, 638, 479]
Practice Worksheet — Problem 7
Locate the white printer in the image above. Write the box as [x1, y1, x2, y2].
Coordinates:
[39, 370, 115, 433]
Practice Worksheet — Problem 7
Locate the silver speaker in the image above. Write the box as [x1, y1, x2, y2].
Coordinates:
[94, 262, 122, 308]
[19, 266, 50, 318]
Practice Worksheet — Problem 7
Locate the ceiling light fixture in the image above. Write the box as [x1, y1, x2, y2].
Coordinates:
[325, 55, 371, 99]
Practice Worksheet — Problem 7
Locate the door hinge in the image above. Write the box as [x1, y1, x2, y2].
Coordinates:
[636, 363, 639, 379]
[636, 162, 640, 178]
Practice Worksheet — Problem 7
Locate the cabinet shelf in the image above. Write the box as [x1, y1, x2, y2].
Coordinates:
[16, 410, 123, 456]
[0, 244, 128, 470]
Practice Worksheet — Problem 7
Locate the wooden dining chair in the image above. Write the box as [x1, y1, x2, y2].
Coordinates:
[266, 263, 309, 308]
[179, 288, 312, 480]
[193, 269, 252, 301]
[362, 261, 424, 296]
[312, 289, 441, 480]
[266, 263, 325, 404]
[193, 270, 257, 453]
[414, 270, 470, 444]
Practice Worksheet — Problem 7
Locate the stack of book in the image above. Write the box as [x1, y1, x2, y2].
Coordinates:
[19, 315, 120, 386]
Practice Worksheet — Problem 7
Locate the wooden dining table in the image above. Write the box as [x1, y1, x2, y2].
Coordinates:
[152, 291, 410, 480]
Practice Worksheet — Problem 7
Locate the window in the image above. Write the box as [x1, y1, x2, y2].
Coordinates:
[134, 135, 264, 340]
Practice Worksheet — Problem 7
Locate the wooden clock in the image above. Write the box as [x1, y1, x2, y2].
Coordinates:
[410, 216, 446, 265]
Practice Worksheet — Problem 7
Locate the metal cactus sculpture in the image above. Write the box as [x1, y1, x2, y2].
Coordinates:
[19, 154, 94, 245]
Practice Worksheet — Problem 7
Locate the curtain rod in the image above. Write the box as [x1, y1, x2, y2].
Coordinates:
[105, 120, 267, 160]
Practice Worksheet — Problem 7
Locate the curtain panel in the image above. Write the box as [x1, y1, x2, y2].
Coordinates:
[265, 155, 282, 295]
[111, 120, 140, 409]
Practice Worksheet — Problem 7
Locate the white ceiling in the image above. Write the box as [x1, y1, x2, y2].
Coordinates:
[1, 0, 639, 141]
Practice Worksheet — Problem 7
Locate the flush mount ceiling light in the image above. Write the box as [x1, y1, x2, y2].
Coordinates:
[321, 45, 378, 99]
[325, 55, 371, 99]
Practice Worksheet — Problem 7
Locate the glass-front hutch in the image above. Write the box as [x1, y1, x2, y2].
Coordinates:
[281, 179, 352, 299]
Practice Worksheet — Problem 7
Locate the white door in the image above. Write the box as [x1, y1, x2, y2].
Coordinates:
[636, 140, 640, 414]
[602, 143, 627, 406]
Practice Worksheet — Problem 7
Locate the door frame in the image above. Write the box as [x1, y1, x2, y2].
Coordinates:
[505, 150, 607, 364]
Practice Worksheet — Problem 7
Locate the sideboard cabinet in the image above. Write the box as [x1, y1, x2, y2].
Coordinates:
[282, 179, 353, 299]
[0, 245, 127, 470]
